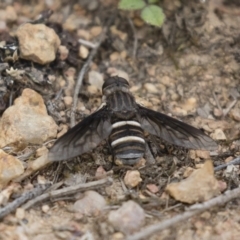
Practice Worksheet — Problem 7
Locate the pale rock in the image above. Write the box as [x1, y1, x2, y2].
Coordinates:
[111, 232, 125, 240]
[144, 83, 159, 93]
[87, 85, 99, 95]
[73, 190, 106, 216]
[42, 204, 50, 213]
[16, 23, 60, 65]
[78, 45, 89, 59]
[17, 153, 51, 182]
[110, 52, 121, 61]
[58, 45, 69, 61]
[110, 26, 128, 41]
[213, 108, 223, 118]
[35, 146, 48, 158]
[37, 175, 47, 185]
[0, 183, 20, 205]
[108, 200, 145, 234]
[63, 68, 76, 96]
[0, 150, 24, 188]
[90, 26, 102, 37]
[180, 97, 197, 113]
[230, 109, 240, 122]
[183, 167, 194, 178]
[5, 6, 17, 22]
[77, 29, 91, 40]
[15, 208, 25, 220]
[95, 166, 107, 179]
[63, 96, 73, 108]
[0, 89, 58, 150]
[189, 150, 196, 160]
[195, 150, 210, 159]
[225, 156, 234, 163]
[107, 68, 129, 81]
[211, 129, 226, 140]
[0, 20, 7, 31]
[124, 170, 142, 188]
[146, 184, 159, 193]
[160, 76, 175, 87]
[88, 71, 104, 91]
[77, 101, 86, 112]
[63, 14, 90, 31]
[165, 161, 222, 204]
[57, 124, 68, 138]
[105, 180, 125, 201]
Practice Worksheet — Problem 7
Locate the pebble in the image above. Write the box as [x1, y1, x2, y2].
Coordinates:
[108, 200, 145, 234]
[213, 108, 223, 118]
[78, 45, 89, 59]
[42, 205, 50, 213]
[107, 68, 129, 81]
[63, 96, 73, 108]
[110, 52, 121, 62]
[87, 85, 99, 95]
[15, 208, 25, 220]
[144, 83, 159, 93]
[35, 146, 48, 158]
[88, 70, 104, 91]
[16, 23, 61, 65]
[57, 124, 68, 138]
[5, 6, 17, 22]
[63, 14, 90, 31]
[73, 190, 106, 216]
[230, 108, 240, 122]
[124, 170, 142, 188]
[77, 29, 91, 40]
[90, 26, 102, 38]
[58, 45, 69, 61]
[64, 67, 76, 96]
[0, 150, 24, 188]
[165, 161, 222, 204]
[146, 184, 159, 193]
[110, 26, 128, 41]
[195, 150, 210, 159]
[0, 88, 58, 150]
[211, 128, 226, 140]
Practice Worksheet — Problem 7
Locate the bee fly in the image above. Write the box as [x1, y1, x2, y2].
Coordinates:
[48, 76, 217, 165]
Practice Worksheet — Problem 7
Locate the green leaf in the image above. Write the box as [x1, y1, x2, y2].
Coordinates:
[118, 0, 146, 10]
[148, 0, 159, 3]
[141, 5, 165, 27]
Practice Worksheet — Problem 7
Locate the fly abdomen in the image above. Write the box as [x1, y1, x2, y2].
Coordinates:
[109, 121, 146, 164]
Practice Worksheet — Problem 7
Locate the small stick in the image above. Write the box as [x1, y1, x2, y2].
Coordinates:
[0, 183, 51, 219]
[214, 156, 240, 172]
[126, 186, 240, 240]
[78, 39, 98, 49]
[223, 99, 237, 117]
[127, 17, 138, 58]
[22, 177, 113, 210]
[213, 92, 223, 112]
[70, 31, 106, 127]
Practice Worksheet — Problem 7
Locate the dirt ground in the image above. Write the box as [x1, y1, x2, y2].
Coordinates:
[0, 0, 240, 239]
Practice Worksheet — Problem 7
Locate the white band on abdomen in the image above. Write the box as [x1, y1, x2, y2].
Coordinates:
[112, 121, 141, 129]
[111, 136, 145, 147]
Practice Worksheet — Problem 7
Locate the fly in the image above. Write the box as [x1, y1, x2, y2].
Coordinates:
[48, 76, 217, 165]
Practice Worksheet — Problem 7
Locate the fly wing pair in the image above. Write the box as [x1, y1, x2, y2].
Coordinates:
[48, 105, 217, 161]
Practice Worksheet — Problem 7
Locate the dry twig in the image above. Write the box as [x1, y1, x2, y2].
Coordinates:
[0, 183, 51, 219]
[70, 31, 106, 127]
[126, 186, 240, 240]
[214, 156, 240, 172]
[127, 17, 138, 58]
[22, 177, 113, 210]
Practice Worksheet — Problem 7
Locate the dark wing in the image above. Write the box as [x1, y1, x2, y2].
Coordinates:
[48, 106, 112, 161]
[137, 105, 217, 151]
